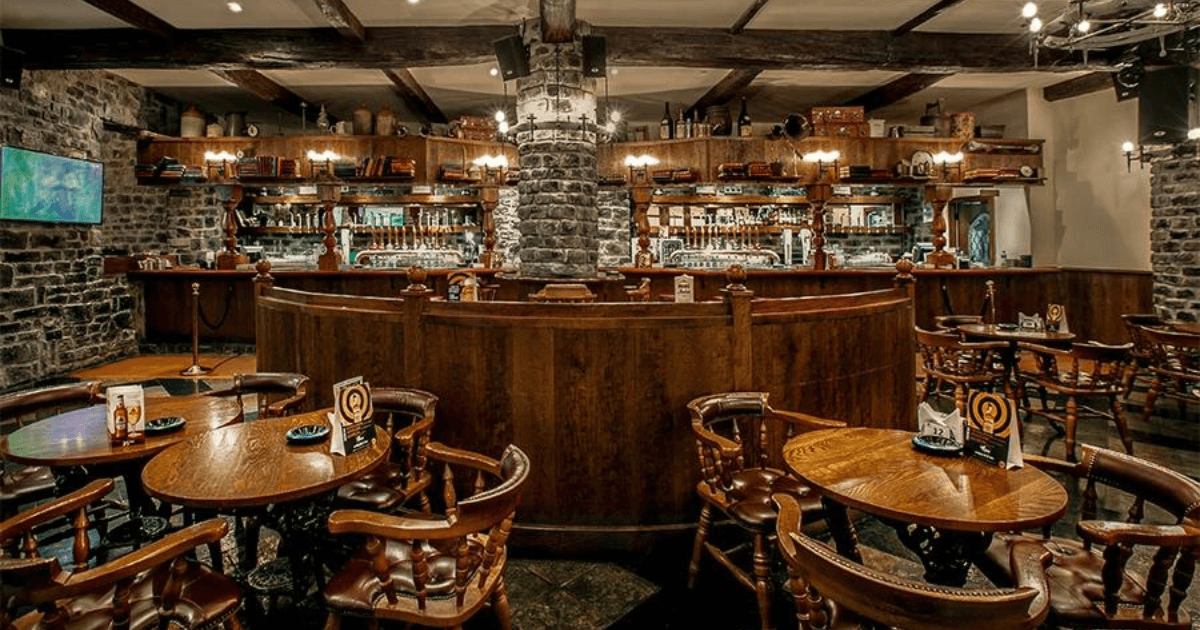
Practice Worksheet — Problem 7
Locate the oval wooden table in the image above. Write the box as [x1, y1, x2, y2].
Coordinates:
[783, 427, 1068, 586]
[957, 323, 1077, 404]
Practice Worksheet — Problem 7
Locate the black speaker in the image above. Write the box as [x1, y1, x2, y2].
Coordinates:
[493, 36, 530, 80]
[582, 35, 606, 78]
[1111, 58, 1143, 102]
[1139, 66, 1195, 146]
[0, 47, 24, 91]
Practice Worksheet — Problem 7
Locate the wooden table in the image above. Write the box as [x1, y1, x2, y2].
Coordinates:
[783, 427, 1068, 585]
[1170, 322, 1200, 336]
[956, 323, 1076, 346]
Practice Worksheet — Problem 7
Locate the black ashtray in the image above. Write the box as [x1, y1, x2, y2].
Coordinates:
[145, 416, 186, 435]
[997, 323, 1019, 331]
[286, 424, 329, 445]
[911, 435, 963, 456]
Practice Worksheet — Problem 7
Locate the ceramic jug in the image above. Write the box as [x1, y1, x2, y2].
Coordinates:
[375, 105, 396, 136]
[353, 104, 373, 135]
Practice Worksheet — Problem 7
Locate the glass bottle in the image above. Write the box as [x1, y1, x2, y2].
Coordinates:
[113, 395, 128, 443]
[685, 111, 695, 139]
[660, 102, 673, 140]
[674, 106, 686, 140]
[738, 97, 753, 137]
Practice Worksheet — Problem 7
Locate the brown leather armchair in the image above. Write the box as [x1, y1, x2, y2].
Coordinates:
[0, 381, 103, 519]
[687, 391, 845, 630]
[977, 445, 1200, 630]
[335, 387, 437, 512]
[774, 492, 1052, 630]
[1, 478, 245, 630]
[322, 443, 529, 630]
[207, 372, 309, 420]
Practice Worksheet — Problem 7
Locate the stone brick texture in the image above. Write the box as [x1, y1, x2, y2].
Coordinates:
[0, 70, 221, 391]
[1150, 157, 1200, 321]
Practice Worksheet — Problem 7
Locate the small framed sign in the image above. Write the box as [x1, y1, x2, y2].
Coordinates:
[964, 391, 1023, 469]
[106, 385, 146, 446]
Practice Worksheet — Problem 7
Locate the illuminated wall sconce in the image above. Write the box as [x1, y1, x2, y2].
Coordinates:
[1121, 140, 1145, 171]
[472, 154, 510, 183]
[203, 150, 237, 180]
[932, 150, 964, 178]
[802, 150, 840, 179]
[306, 149, 340, 178]
[624, 154, 660, 183]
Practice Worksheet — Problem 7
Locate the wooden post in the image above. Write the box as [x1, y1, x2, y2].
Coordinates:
[215, 185, 247, 270]
[540, 0, 577, 43]
[632, 183, 654, 268]
[925, 184, 956, 268]
[479, 184, 499, 268]
[401, 266, 432, 387]
[723, 264, 754, 391]
[317, 183, 342, 271]
[809, 182, 830, 270]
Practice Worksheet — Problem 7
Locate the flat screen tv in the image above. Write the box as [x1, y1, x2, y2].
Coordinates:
[0, 146, 104, 225]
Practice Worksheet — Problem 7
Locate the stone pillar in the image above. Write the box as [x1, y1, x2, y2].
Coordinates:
[514, 21, 599, 279]
[1150, 156, 1200, 320]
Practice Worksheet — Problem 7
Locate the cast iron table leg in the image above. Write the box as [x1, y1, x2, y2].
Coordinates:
[821, 497, 862, 563]
[892, 521, 993, 586]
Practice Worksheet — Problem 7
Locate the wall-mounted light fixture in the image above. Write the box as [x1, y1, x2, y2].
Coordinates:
[802, 149, 840, 179]
[624, 154, 660, 183]
[932, 150, 964, 178]
[204, 150, 237, 180]
[472, 154, 509, 183]
[306, 149, 340, 178]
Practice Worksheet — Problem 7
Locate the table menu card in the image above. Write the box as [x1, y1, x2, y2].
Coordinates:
[329, 376, 375, 456]
[106, 385, 146, 446]
[674, 274, 694, 303]
[964, 391, 1023, 469]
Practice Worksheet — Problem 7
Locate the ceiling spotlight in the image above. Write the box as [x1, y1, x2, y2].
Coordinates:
[489, 67, 499, 77]
[407, 0, 420, 4]
[1022, 2, 1038, 19]
[226, 1, 243, 12]
[1030, 17, 1043, 32]
[609, 68, 619, 75]
[1153, 3, 1169, 18]
[1076, 18, 1091, 32]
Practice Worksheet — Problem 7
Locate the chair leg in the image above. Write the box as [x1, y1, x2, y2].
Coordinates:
[1065, 396, 1079, 462]
[492, 577, 513, 630]
[321, 612, 341, 630]
[688, 503, 713, 590]
[917, 375, 931, 403]
[1142, 375, 1163, 423]
[753, 532, 774, 630]
[1111, 396, 1134, 455]
[787, 569, 813, 630]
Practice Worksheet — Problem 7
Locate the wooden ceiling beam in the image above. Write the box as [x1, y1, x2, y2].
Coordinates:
[688, 69, 761, 117]
[76, 0, 176, 39]
[892, 0, 969, 37]
[210, 69, 317, 123]
[383, 69, 447, 125]
[1043, 71, 1112, 102]
[6, 26, 1111, 73]
[844, 72, 953, 113]
[729, 0, 771, 35]
[311, 0, 365, 43]
[541, 0, 576, 44]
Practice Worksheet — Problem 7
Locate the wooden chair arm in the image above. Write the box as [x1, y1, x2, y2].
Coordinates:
[0, 479, 114, 541]
[327, 508, 457, 540]
[0, 556, 61, 590]
[22, 519, 228, 604]
[393, 416, 434, 444]
[959, 340, 1011, 351]
[264, 392, 307, 417]
[1016, 342, 1070, 358]
[768, 409, 846, 431]
[1008, 540, 1053, 626]
[1077, 521, 1200, 547]
[690, 421, 742, 458]
[424, 442, 500, 475]
[1019, 453, 1083, 477]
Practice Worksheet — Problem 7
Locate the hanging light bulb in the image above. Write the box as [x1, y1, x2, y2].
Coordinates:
[609, 109, 621, 123]
[1076, 18, 1091, 33]
[1153, 3, 1169, 18]
[499, 121, 510, 135]
[604, 121, 616, 133]
[494, 110, 506, 123]
[1030, 17, 1044, 32]
[1022, 2, 1038, 19]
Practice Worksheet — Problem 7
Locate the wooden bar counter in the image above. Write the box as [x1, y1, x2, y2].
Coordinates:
[250, 266, 918, 550]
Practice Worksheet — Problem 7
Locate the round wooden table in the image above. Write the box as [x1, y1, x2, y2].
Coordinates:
[956, 323, 1076, 345]
[783, 427, 1068, 585]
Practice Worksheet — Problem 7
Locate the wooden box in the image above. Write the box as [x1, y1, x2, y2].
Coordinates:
[811, 122, 870, 137]
[809, 106, 866, 124]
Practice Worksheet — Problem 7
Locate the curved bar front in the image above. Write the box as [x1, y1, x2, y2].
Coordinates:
[255, 282, 916, 548]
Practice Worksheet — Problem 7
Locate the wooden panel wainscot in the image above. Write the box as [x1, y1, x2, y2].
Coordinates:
[252, 264, 917, 551]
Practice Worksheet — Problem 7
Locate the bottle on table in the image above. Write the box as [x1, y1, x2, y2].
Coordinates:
[113, 395, 128, 443]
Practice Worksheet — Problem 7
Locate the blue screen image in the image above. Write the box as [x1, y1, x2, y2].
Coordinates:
[0, 146, 104, 225]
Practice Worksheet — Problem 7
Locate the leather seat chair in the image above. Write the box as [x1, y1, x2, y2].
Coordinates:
[1017, 341, 1133, 461]
[916, 327, 1012, 414]
[977, 445, 1200, 630]
[933, 314, 983, 331]
[335, 387, 437, 512]
[322, 443, 528, 630]
[0, 381, 103, 519]
[773, 492, 1052, 630]
[207, 372, 309, 420]
[0, 478, 245, 630]
[687, 391, 845, 630]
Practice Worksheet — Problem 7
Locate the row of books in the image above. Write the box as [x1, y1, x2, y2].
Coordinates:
[236, 156, 300, 179]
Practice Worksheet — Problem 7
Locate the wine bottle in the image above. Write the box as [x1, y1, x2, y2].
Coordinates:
[685, 111, 695, 138]
[737, 97, 753, 137]
[674, 106, 686, 140]
[660, 102, 673, 140]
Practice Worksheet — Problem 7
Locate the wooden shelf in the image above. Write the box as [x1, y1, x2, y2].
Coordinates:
[652, 195, 809, 205]
[247, 194, 482, 206]
[241, 225, 478, 236]
[825, 226, 912, 235]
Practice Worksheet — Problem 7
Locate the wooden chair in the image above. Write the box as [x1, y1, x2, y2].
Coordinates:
[1018, 341, 1134, 461]
[322, 443, 529, 630]
[933, 314, 983, 331]
[916, 327, 1012, 414]
[1138, 326, 1200, 423]
[0, 381, 103, 519]
[0, 478, 245, 630]
[1122, 314, 1166, 393]
[773, 492, 1052, 630]
[687, 392, 845, 630]
[976, 445, 1200, 630]
[335, 387, 437, 512]
[208, 372, 309, 420]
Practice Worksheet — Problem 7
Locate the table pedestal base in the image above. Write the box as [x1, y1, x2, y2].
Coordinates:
[892, 522, 993, 586]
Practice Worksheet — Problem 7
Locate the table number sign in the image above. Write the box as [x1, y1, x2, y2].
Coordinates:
[965, 391, 1023, 469]
[329, 376, 375, 456]
[674, 274, 694, 303]
[1046, 303, 1068, 333]
[917, 402, 963, 445]
[106, 385, 146, 445]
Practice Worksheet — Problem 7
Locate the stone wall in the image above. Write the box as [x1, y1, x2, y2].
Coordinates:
[1149, 156, 1200, 321]
[0, 70, 219, 391]
[598, 188, 631, 268]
